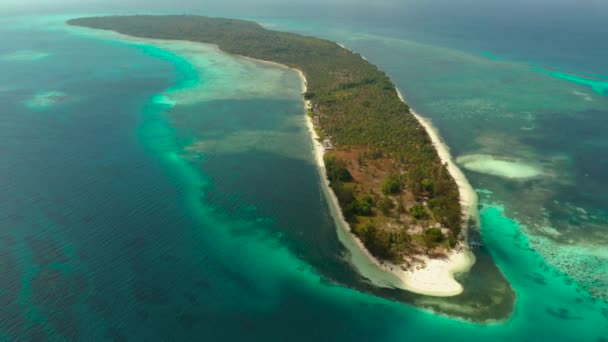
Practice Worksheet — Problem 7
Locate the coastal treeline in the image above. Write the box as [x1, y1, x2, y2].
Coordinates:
[69, 15, 463, 264]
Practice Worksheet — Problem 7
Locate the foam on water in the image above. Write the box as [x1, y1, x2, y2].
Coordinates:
[0, 49, 50, 61]
[572, 89, 593, 102]
[24, 90, 69, 109]
[456, 154, 543, 180]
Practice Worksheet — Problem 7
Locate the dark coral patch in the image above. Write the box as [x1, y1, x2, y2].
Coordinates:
[0, 306, 28, 338]
[0, 249, 23, 306]
[124, 236, 148, 251]
[525, 272, 546, 285]
[545, 307, 583, 320]
[132, 281, 170, 306]
[31, 268, 84, 309]
[104, 327, 128, 342]
[47, 311, 80, 340]
[178, 312, 199, 330]
[26, 323, 49, 342]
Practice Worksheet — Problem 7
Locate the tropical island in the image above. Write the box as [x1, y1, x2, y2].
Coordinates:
[68, 15, 476, 296]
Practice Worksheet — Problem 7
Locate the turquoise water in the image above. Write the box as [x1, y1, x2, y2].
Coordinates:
[0, 12, 607, 341]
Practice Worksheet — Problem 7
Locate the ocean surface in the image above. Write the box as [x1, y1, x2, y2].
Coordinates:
[1, 4, 607, 341]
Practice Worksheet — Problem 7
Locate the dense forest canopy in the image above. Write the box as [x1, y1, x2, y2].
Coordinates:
[69, 15, 463, 263]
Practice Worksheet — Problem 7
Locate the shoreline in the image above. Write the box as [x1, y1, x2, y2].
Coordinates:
[299, 68, 476, 296]
[395, 89, 479, 226]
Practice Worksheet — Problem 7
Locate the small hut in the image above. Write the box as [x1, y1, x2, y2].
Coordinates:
[322, 138, 334, 150]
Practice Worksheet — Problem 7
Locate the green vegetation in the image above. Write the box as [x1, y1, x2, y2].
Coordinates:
[325, 155, 353, 183]
[381, 175, 402, 195]
[379, 197, 395, 215]
[353, 224, 411, 262]
[349, 199, 373, 216]
[423, 227, 445, 249]
[69, 15, 463, 263]
[421, 178, 434, 194]
[409, 204, 429, 220]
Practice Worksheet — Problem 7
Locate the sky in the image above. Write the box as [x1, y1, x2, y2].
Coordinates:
[1, 0, 606, 12]
[1, 0, 605, 50]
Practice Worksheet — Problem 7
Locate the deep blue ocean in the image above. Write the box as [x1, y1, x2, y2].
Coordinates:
[0, 1, 607, 340]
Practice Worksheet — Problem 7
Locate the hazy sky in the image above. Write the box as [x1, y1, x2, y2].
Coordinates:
[1, 0, 605, 11]
[1, 0, 604, 72]
[1, 0, 606, 30]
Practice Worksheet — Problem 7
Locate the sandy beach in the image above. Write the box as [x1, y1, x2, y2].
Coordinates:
[299, 67, 476, 296]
